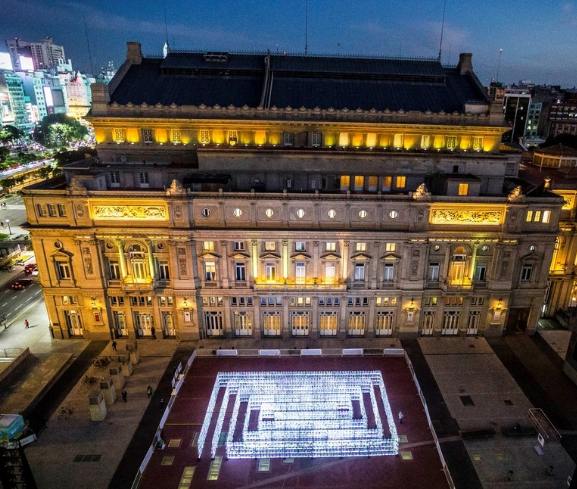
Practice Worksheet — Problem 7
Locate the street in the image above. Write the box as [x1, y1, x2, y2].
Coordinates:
[0, 193, 28, 238]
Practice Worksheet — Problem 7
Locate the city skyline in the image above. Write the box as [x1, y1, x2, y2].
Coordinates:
[2, 0, 577, 86]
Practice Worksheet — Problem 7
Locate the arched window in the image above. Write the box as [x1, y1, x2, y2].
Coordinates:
[449, 246, 468, 285]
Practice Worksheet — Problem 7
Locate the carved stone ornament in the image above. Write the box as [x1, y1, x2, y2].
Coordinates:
[507, 185, 525, 202]
[69, 176, 88, 195]
[91, 204, 169, 220]
[166, 179, 185, 196]
[429, 207, 504, 225]
[412, 183, 431, 201]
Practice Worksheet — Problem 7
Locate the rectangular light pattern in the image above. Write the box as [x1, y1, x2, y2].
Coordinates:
[197, 371, 399, 459]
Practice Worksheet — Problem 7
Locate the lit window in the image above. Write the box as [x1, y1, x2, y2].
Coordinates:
[199, 129, 210, 145]
[472, 136, 483, 151]
[533, 210, 541, 222]
[295, 241, 306, 252]
[327, 209, 337, 219]
[382, 176, 392, 191]
[112, 128, 126, 143]
[265, 208, 274, 218]
[233, 208, 243, 217]
[542, 210, 551, 223]
[389, 210, 399, 219]
[368, 176, 378, 192]
[326, 242, 336, 252]
[385, 242, 396, 252]
[420, 134, 431, 149]
[354, 176, 364, 191]
[356, 242, 367, 252]
[265, 263, 277, 281]
[458, 183, 469, 196]
[56, 262, 71, 280]
[396, 176, 406, 189]
[296, 208, 305, 219]
[383, 263, 395, 282]
[205, 261, 216, 281]
[340, 175, 350, 191]
[203, 241, 215, 251]
[264, 241, 276, 251]
[526, 210, 533, 222]
[358, 209, 368, 219]
[325, 263, 336, 284]
[446, 136, 458, 150]
[354, 263, 365, 281]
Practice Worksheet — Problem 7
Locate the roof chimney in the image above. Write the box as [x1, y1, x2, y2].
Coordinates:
[457, 52, 473, 75]
[126, 41, 142, 65]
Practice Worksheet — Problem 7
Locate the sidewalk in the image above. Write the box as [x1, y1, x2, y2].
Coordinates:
[26, 339, 179, 489]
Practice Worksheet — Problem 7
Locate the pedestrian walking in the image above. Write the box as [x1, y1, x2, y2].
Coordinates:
[146, 385, 153, 398]
[121, 389, 127, 402]
[398, 410, 404, 425]
[151, 326, 156, 339]
[24, 319, 29, 329]
[111, 340, 117, 352]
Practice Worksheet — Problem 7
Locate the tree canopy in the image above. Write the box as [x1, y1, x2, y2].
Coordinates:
[34, 114, 88, 148]
[0, 125, 23, 144]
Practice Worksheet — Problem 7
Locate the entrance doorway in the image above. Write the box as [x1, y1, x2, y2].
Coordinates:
[506, 307, 529, 333]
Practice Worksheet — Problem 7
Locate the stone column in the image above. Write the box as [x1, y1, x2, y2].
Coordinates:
[115, 239, 127, 279]
[146, 240, 155, 280]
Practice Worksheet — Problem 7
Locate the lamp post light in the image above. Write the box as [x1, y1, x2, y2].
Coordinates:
[5, 219, 11, 235]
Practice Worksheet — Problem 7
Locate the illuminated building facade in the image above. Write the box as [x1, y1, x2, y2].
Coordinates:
[22, 42, 562, 340]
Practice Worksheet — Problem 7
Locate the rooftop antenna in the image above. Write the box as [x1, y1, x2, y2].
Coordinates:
[438, 0, 447, 61]
[83, 16, 95, 75]
[304, 0, 309, 55]
[495, 48, 503, 82]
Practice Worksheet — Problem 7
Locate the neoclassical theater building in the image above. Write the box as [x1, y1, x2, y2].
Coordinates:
[22, 42, 562, 340]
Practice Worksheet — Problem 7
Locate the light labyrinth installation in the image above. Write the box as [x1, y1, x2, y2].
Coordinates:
[197, 370, 399, 459]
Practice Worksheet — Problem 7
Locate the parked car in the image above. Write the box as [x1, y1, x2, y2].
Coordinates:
[24, 264, 37, 274]
[10, 278, 33, 290]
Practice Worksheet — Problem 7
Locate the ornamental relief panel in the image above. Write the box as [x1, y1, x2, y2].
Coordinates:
[429, 207, 504, 226]
[90, 202, 169, 221]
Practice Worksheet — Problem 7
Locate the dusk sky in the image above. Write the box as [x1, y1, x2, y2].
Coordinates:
[3, 0, 577, 86]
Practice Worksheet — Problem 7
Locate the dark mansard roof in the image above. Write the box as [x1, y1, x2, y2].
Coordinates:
[109, 50, 489, 114]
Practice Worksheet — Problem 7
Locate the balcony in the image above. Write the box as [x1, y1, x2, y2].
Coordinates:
[253, 278, 346, 291]
[120, 277, 154, 292]
[441, 277, 473, 292]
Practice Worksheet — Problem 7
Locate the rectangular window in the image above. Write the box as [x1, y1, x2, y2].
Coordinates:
[520, 264, 533, 282]
[36, 204, 46, 217]
[356, 242, 367, 252]
[526, 210, 533, 222]
[203, 241, 215, 252]
[110, 171, 120, 186]
[233, 241, 245, 251]
[265, 263, 276, 281]
[291, 311, 309, 335]
[368, 176, 378, 192]
[542, 210, 551, 223]
[474, 264, 487, 282]
[385, 242, 396, 252]
[383, 263, 395, 282]
[442, 311, 460, 334]
[354, 263, 365, 281]
[324, 262, 336, 284]
[138, 172, 149, 185]
[375, 311, 394, 335]
[326, 242, 336, 252]
[283, 132, 294, 146]
[396, 176, 406, 189]
[112, 128, 126, 143]
[205, 261, 216, 281]
[264, 241, 276, 251]
[295, 241, 306, 252]
[204, 311, 224, 336]
[56, 262, 71, 280]
[158, 261, 170, 280]
[347, 311, 366, 335]
[420, 134, 431, 149]
[57, 204, 66, 217]
[458, 183, 469, 196]
[263, 312, 281, 336]
[467, 311, 480, 332]
[382, 176, 392, 192]
[311, 131, 322, 147]
[340, 175, 350, 192]
[47, 203, 57, 217]
[199, 129, 210, 145]
[295, 262, 306, 284]
[319, 312, 338, 336]
[428, 263, 440, 281]
[141, 128, 153, 143]
[109, 262, 120, 280]
[170, 128, 182, 144]
[235, 262, 246, 282]
[472, 136, 483, 151]
[533, 210, 541, 222]
[233, 311, 252, 336]
[158, 296, 174, 307]
[424, 296, 438, 306]
[354, 176, 365, 191]
[422, 311, 435, 334]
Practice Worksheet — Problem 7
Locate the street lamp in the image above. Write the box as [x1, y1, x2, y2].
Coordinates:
[5, 219, 11, 235]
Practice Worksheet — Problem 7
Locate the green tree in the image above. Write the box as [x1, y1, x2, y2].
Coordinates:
[0, 147, 9, 163]
[35, 114, 89, 148]
[0, 125, 23, 144]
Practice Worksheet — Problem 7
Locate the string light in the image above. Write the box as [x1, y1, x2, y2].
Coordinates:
[197, 371, 399, 459]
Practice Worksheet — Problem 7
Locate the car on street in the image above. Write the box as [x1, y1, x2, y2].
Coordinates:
[10, 278, 33, 290]
[24, 264, 38, 274]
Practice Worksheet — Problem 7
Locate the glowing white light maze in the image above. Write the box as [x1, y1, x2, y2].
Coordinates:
[197, 370, 399, 459]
